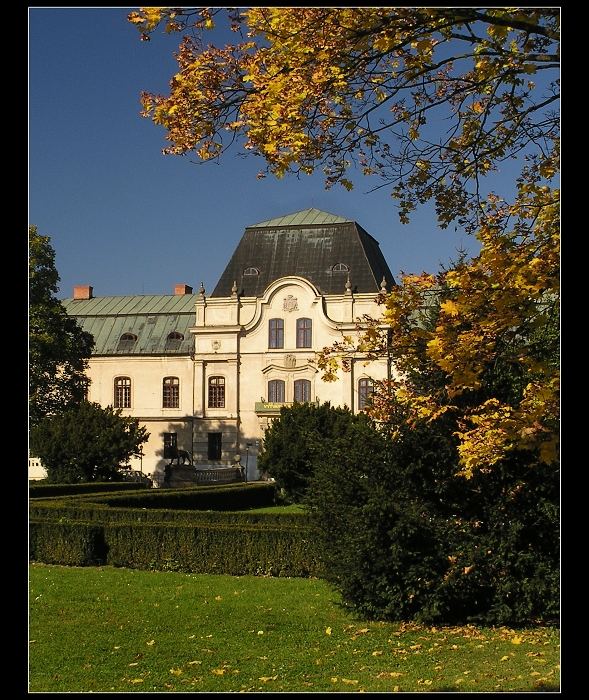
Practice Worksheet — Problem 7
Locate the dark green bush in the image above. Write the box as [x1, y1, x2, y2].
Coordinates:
[29, 520, 107, 566]
[306, 414, 559, 626]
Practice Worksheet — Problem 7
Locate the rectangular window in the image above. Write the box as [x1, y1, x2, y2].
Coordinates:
[358, 378, 375, 410]
[294, 378, 311, 403]
[114, 377, 131, 408]
[163, 432, 178, 459]
[163, 377, 180, 408]
[268, 379, 286, 403]
[269, 318, 284, 349]
[296, 318, 312, 348]
[208, 432, 222, 461]
[208, 376, 226, 408]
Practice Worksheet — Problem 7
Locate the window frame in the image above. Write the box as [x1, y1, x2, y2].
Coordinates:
[208, 375, 226, 409]
[296, 317, 312, 348]
[114, 376, 131, 408]
[268, 379, 286, 403]
[162, 376, 180, 408]
[294, 378, 311, 403]
[268, 318, 284, 349]
[358, 377, 375, 410]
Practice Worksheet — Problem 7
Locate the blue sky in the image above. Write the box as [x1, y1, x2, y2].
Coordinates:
[29, 7, 484, 300]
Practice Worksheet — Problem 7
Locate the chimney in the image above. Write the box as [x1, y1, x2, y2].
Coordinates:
[73, 285, 93, 300]
[174, 283, 193, 295]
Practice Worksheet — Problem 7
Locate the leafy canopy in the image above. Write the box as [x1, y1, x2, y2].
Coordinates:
[29, 226, 95, 428]
[129, 8, 559, 474]
[30, 401, 150, 483]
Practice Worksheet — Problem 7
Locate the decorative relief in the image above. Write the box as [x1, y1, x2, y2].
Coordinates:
[284, 354, 296, 368]
[211, 340, 221, 351]
[283, 295, 299, 312]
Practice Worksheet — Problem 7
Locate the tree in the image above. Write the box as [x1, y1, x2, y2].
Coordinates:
[257, 401, 371, 502]
[30, 401, 150, 483]
[29, 226, 95, 428]
[128, 7, 559, 474]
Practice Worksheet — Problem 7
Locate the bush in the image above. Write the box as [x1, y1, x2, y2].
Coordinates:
[305, 414, 559, 626]
[258, 402, 372, 502]
[29, 520, 106, 566]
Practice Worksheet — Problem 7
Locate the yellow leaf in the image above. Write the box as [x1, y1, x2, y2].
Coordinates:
[342, 679, 359, 685]
[331, 677, 338, 683]
[146, 639, 155, 646]
[259, 675, 278, 682]
[257, 630, 264, 635]
[128, 662, 139, 667]
[500, 655, 509, 661]
[170, 668, 183, 676]
[215, 595, 222, 601]
[372, 650, 383, 656]
[188, 660, 202, 666]
[511, 636, 523, 645]
[130, 679, 144, 684]
[325, 627, 332, 636]
[393, 686, 400, 692]
[212, 668, 226, 676]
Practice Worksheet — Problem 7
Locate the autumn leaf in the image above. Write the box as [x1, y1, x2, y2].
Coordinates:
[325, 627, 332, 635]
[212, 668, 226, 676]
[170, 668, 183, 676]
[259, 675, 278, 682]
[146, 639, 155, 646]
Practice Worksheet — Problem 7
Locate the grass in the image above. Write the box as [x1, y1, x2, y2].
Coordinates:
[29, 563, 559, 693]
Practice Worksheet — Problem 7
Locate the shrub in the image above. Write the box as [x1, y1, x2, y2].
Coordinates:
[29, 481, 149, 499]
[29, 520, 106, 566]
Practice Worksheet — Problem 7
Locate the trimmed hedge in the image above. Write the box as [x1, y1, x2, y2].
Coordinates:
[29, 520, 107, 566]
[29, 500, 309, 528]
[96, 482, 277, 510]
[29, 519, 322, 577]
[29, 481, 149, 499]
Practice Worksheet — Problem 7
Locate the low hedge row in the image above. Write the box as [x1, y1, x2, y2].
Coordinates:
[29, 481, 149, 499]
[29, 500, 309, 528]
[96, 482, 277, 510]
[29, 518, 322, 578]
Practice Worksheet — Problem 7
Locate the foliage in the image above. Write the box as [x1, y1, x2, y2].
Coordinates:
[129, 6, 559, 474]
[29, 225, 95, 427]
[257, 401, 371, 502]
[30, 401, 149, 483]
[29, 564, 560, 693]
[305, 404, 559, 626]
[29, 481, 149, 498]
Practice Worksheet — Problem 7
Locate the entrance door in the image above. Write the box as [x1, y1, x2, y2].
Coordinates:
[207, 432, 222, 461]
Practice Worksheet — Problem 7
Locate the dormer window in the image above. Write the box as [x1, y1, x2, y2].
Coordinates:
[165, 331, 184, 352]
[116, 333, 137, 353]
[244, 267, 260, 276]
[332, 263, 349, 272]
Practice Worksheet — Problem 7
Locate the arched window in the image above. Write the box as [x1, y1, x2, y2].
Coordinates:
[358, 378, 375, 410]
[114, 376, 131, 408]
[294, 379, 311, 403]
[163, 376, 180, 408]
[296, 318, 312, 348]
[244, 267, 260, 276]
[269, 318, 284, 349]
[116, 333, 137, 353]
[208, 376, 225, 408]
[268, 379, 285, 403]
[165, 331, 184, 352]
[332, 262, 349, 272]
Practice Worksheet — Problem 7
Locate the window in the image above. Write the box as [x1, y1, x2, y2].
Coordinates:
[208, 376, 225, 408]
[269, 318, 284, 349]
[163, 432, 178, 459]
[116, 333, 137, 353]
[358, 378, 375, 410]
[114, 376, 131, 408]
[163, 376, 180, 408]
[208, 432, 222, 460]
[165, 331, 184, 352]
[296, 318, 312, 348]
[294, 379, 311, 403]
[332, 262, 349, 272]
[268, 379, 285, 403]
[244, 267, 259, 276]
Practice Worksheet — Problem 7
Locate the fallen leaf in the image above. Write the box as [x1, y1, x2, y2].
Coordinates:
[342, 678, 359, 685]
[325, 627, 332, 636]
[128, 662, 139, 667]
[257, 630, 264, 635]
[129, 679, 143, 684]
[146, 640, 155, 646]
[188, 661, 202, 666]
[393, 686, 400, 692]
[170, 668, 183, 676]
[212, 669, 226, 676]
[331, 677, 338, 683]
[372, 650, 383, 656]
[259, 675, 278, 682]
[511, 636, 523, 645]
[215, 596, 222, 601]
[500, 656, 509, 661]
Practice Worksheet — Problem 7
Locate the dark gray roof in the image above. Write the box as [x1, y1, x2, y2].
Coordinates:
[212, 208, 396, 297]
[62, 294, 195, 356]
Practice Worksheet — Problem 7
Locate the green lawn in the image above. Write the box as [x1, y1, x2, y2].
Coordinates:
[29, 563, 559, 692]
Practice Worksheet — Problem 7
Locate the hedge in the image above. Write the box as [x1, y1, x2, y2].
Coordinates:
[29, 500, 309, 528]
[29, 520, 107, 566]
[29, 519, 322, 578]
[95, 482, 277, 510]
[29, 481, 149, 499]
